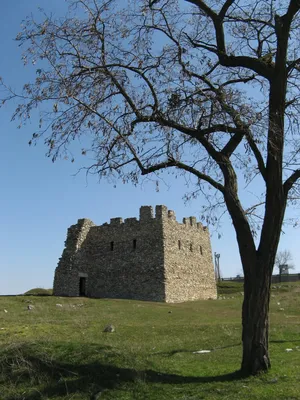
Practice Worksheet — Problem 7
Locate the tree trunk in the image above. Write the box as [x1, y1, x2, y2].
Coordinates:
[241, 264, 272, 375]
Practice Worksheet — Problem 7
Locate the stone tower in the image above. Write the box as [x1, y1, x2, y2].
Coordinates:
[53, 205, 217, 302]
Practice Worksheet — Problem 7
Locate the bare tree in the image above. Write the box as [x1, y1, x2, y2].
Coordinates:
[2, 0, 300, 375]
[275, 250, 295, 277]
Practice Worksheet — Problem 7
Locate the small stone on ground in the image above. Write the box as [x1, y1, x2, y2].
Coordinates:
[103, 324, 115, 333]
[193, 350, 211, 354]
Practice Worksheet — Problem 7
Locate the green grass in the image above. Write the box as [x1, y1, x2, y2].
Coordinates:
[216, 280, 300, 295]
[0, 284, 300, 400]
[217, 280, 243, 295]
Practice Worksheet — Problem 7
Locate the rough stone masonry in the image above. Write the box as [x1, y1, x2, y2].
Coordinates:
[53, 205, 217, 302]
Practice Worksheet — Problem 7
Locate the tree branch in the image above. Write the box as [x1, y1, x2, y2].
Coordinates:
[221, 131, 244, 156]
[220, 74, 256, 87]
[185, 0, 217, 19]
[245, 132, 267, 181]
[284, 0, 300, 25]
[283, 169, 300, 197]
[287, 57, 300, 72]
[219, 0, 235, 19]
[185, 0, 274, 80]
[141, 158, 225, 192]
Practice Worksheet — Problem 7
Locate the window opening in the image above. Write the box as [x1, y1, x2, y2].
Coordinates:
[178, 240, 181, 250]
[190, 243, 193, 252]
[133, 239, 137, 250]
[200, 245, 203, 255]
[110, 241, 114, 251]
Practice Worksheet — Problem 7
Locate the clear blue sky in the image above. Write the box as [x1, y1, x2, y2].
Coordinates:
[0, 1, 299, 295]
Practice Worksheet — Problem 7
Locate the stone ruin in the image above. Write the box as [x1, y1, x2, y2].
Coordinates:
[53, 205, 217, 302]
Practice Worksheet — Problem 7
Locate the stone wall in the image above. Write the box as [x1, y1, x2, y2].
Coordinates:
[53, 218, 95, 296]
[79, 207, 166, 301]
[53, 205, 217, 302]
[162, 208, 217, 302]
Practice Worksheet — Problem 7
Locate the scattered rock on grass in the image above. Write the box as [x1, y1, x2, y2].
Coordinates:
[56, 304, 63, 308]
[92, 393, 102, 400]
[103, 324, 115, 333]
[91, 389, 108, 399]
[3, 309, 8, 313]
[285, 348, 293, 352]
[193, 350, 211, 354]
[27, 305, 34, 311]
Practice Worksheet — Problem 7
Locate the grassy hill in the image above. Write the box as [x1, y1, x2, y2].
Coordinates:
[0, 282, 300, 399]
[24, 288, 53, 296]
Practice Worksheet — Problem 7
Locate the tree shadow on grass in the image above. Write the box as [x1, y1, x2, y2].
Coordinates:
[270, 339, 300, 344]
[1, 343, 243, 400]
[154, 342, 242, 357]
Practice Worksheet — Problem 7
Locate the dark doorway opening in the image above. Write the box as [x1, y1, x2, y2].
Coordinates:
[79, 277, 87, 296]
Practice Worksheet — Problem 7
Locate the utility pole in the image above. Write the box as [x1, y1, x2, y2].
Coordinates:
[214, 252, 221, 281]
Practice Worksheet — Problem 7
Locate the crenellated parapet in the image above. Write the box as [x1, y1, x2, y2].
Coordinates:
[92, 205, 209, 232]
[140, 205, 154, 221]
[58, 205, 209, 260]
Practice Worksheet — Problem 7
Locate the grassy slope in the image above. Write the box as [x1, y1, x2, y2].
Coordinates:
[24, 288, 53, 296]
[217, 281, 243, 296]
[0, 283, 299, 400]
